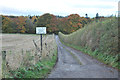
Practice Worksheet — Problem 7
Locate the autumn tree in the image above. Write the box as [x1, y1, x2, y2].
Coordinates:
[2, 16, 14, 33]
[58, 14, 82, 34]
[2, 13, 92, 34]
[37, 13, 52, 26]
[31, 16, 37, 24]
[16, 16, 26, 33]
[37, 13, 59, 34]
[25, 17, 35, 33]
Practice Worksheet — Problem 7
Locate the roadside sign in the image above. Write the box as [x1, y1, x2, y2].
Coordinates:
[36, 27, 46, 34]
[36, 27, 46, 53]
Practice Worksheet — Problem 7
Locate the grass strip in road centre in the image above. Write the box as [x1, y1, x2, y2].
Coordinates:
[65, 48, 82, 65]
[58, 40, 82, 65]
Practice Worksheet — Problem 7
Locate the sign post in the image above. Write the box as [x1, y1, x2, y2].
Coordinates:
[36, 27, 46, 53]
[40, 34, 42, 51]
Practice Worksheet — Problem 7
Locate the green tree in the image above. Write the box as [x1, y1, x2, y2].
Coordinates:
[36, 13, 58, 34]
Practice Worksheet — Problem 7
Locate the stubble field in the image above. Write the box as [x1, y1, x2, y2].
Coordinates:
[0, 33, 57, 78]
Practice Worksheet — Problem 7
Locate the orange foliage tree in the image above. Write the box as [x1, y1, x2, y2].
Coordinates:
[16, 16, 26, 33]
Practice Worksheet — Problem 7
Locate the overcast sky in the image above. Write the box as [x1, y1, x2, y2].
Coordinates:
[0, 0, 119, 17]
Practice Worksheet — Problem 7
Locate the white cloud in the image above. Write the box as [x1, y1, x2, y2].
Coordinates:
[0, 0, 119, 17]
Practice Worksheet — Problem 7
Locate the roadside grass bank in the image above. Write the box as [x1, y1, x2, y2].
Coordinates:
[58, 17, 119, 70]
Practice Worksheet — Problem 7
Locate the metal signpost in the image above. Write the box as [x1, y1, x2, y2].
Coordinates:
[36, 27, 46, 53]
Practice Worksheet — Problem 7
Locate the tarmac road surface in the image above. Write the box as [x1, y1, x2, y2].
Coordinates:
[48, 36, 118, 78]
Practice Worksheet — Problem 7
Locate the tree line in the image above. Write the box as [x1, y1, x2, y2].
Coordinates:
[1, 13, 94, 34]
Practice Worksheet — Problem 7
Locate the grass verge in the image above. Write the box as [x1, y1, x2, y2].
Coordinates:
[5, 49, 57, 78]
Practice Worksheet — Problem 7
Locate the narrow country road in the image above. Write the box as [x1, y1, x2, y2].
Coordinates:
[48, 36, 118, 78]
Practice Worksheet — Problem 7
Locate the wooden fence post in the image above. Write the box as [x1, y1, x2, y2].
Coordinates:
[2, 51, 6, 78]
[2, 51, 6, 61]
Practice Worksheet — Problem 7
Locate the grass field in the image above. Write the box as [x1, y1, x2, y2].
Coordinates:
[59, 17, 119, 69]
[0, 33, 57, 78]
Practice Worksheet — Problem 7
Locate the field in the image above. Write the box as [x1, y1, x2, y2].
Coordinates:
[0, 33, 57, 78]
